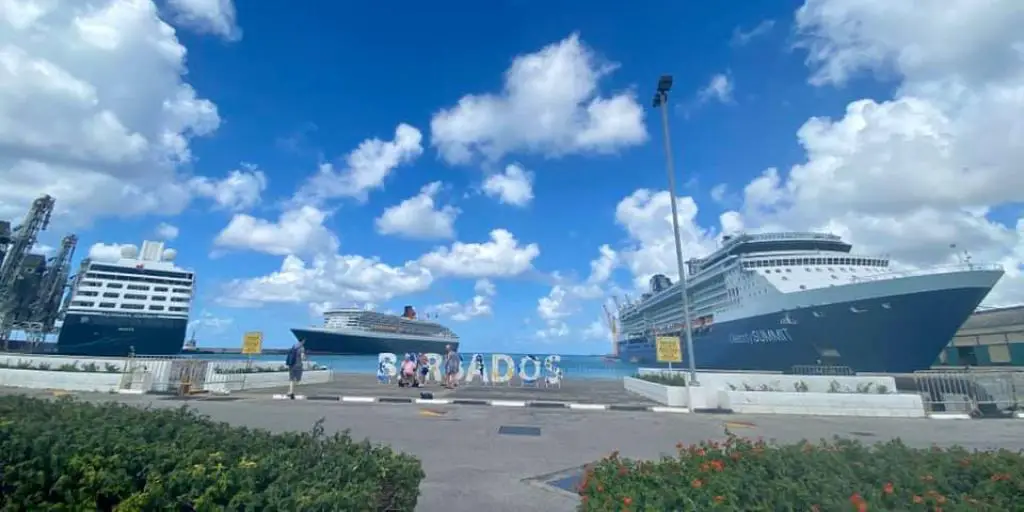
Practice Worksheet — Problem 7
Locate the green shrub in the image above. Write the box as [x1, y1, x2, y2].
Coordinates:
[634, 373, 688, 386]
[0, 395, 424, 511]
[578, 430, 1024, 511]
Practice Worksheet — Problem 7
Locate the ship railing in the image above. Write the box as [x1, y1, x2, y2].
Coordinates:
[850, 263, 1003, 283]
[911, 368, 1023, 418]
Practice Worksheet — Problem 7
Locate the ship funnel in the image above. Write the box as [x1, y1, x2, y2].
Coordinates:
[403, 305, 417, 320]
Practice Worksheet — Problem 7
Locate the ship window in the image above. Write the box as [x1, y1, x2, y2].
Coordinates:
[827, 268, 835, 272]
[79, 291, 98, 297]
[102, 292, 119, 298]
[816, 268, 823, 272]
[170, 297, 188, 303]
[785, 268, 792, 273]
[169, 307, 188, 312]
[71, 301, 94, 307]
[80, 280, 101, 287]
[106, 283, 123, 289]
[172, 288, 190, 294]
[781, 276, 788, 281]
[98, 302, 116, 308]
[151, 296, 167, 301]
[153, 287, 169, 292]
[127, 284, 148, 291]
[149, 305, 165, 311]
[805, 268, 811, 272]
[840, 268, 847, 272]
[123, 293, 147, 300]
[120, 303, 145, 310]
[799, 285, 806, 290]
[831, 275, 838, 279]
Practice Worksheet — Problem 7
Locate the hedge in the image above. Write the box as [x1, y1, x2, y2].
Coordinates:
[579, 431, 1024, 511]
[0, 396, 424, 511]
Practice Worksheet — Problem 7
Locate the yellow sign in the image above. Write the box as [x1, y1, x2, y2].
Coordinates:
[655, 336, 682, 363]
[241, 331, 263, 355]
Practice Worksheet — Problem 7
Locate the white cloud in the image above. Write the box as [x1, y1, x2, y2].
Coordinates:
[430, 33, 647, 165]
[166, 0, 241, 41]
[482, 163, 534, 207]
[698, 73, 734, 104]
[213, 206, 338, 257]
[189, 165, 267, 212]
[534, 244, 618, 337]
[0, 0, 224, 224]
[474, 278, 496, 297]
[731, 20, 776, 46]
[614, 189, 724, 289]
[293, 124, 423, 205]
[432, 294, 493, 322]
[188, 310, 233, 333]
[418, 229, 540, 278]
[582, 319, 608, 340]
[155, 222, 179, 240]
[375, 181, 459, 240]
[87, 242, 131, 262]
[220, 253, 434, 307]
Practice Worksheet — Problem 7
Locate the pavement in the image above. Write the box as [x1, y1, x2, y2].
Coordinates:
[5, 387, 1024, 512]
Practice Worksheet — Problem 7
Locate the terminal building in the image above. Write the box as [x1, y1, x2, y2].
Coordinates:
[936, 305, 1024, 367]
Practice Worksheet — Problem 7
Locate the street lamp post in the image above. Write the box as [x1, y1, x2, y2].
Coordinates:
[653, 75, 699, 386]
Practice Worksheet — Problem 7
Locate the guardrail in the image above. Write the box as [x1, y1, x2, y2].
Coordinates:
[912, 368, 1022, 417]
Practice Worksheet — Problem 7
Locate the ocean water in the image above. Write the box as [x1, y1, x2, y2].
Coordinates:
[193, 353, 640, 381]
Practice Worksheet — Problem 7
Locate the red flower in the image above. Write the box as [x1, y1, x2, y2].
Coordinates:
[691, 479, 703, 488]
[912, 496, 924, 504]
[882, 482, 894, 495]
[710, 459, 725, 472]
[623, 497, 633, 506]
[714, 495, 725, 504]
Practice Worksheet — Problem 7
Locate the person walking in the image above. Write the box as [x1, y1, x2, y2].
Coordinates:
[286, 338, 305, 399]
[443, 344, 461, 389]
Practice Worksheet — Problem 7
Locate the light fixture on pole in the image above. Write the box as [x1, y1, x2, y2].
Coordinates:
[652, 74, 699, 385]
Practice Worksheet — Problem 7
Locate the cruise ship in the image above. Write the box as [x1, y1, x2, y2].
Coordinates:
[291, 306, 459, 355]
[617, 232, 1004, 373]
[57, 241, 194, 356]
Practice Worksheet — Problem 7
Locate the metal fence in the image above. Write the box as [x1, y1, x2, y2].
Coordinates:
[912, 368, 1023, 417]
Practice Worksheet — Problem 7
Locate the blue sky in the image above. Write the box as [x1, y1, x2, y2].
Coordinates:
[5, 0, 1023, 354]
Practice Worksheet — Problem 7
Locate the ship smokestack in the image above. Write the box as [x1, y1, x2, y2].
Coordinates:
[403, 305, 417, 320]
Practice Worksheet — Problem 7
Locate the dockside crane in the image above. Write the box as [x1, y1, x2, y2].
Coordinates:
[602, 303, 619, 357]
[0, 195, 55, 347]
[30, 234, 78, 338]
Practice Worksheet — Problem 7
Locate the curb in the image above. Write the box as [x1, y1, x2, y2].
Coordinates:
[270, 394, 691, 413]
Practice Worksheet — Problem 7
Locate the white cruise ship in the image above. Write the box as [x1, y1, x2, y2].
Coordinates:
[291, 306, 459, 355]
[617, 232, 1004, 373]
[57, 241, 195, 356]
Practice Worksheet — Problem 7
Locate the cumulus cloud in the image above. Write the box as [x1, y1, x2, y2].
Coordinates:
[375, 182, 460, 240]
[430, 33, 647, 165]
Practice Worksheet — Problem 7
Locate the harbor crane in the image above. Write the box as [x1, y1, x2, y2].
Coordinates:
[0, 195, 76, 350]
[602, 303, 619, 357]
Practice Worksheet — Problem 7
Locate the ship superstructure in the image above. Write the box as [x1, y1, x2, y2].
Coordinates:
[292, 305, 459, 355]
[57, 241, 195, 356]
[618, 232, 1003, 373]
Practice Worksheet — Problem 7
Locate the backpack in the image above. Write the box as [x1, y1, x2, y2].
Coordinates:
[285, 347, 298, 367]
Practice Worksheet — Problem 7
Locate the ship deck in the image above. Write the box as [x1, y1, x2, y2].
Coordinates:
[242, 372, 658, 407]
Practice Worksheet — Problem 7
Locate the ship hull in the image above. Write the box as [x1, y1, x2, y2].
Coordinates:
[56, 313, 187, 357]
[619, 281, 996, 373]
[291, 328, 459, 355]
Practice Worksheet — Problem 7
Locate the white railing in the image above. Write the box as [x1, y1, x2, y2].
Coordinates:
[850, 263, 1003, 283]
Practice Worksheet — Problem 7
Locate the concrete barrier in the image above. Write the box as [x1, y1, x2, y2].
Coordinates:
[717, 390, 926, 418]
[623, 376, 688, 407]
[0, 367, 123, 392]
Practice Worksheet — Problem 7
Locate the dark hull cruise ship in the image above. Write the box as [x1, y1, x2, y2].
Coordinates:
[57, 241, 193, 356]
[616, 232, 1004, 373]
[291, 306, 459, 355]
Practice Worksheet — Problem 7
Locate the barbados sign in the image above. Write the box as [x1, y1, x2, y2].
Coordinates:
[377, 353, 563, 386]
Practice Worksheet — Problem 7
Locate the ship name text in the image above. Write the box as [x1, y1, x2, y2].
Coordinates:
[729, 328, 792, 345]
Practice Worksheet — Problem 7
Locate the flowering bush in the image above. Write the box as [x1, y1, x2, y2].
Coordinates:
[578, 430, 1023, 510]
[634, 373, 688, 386]
[0, 395, 423, 511]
